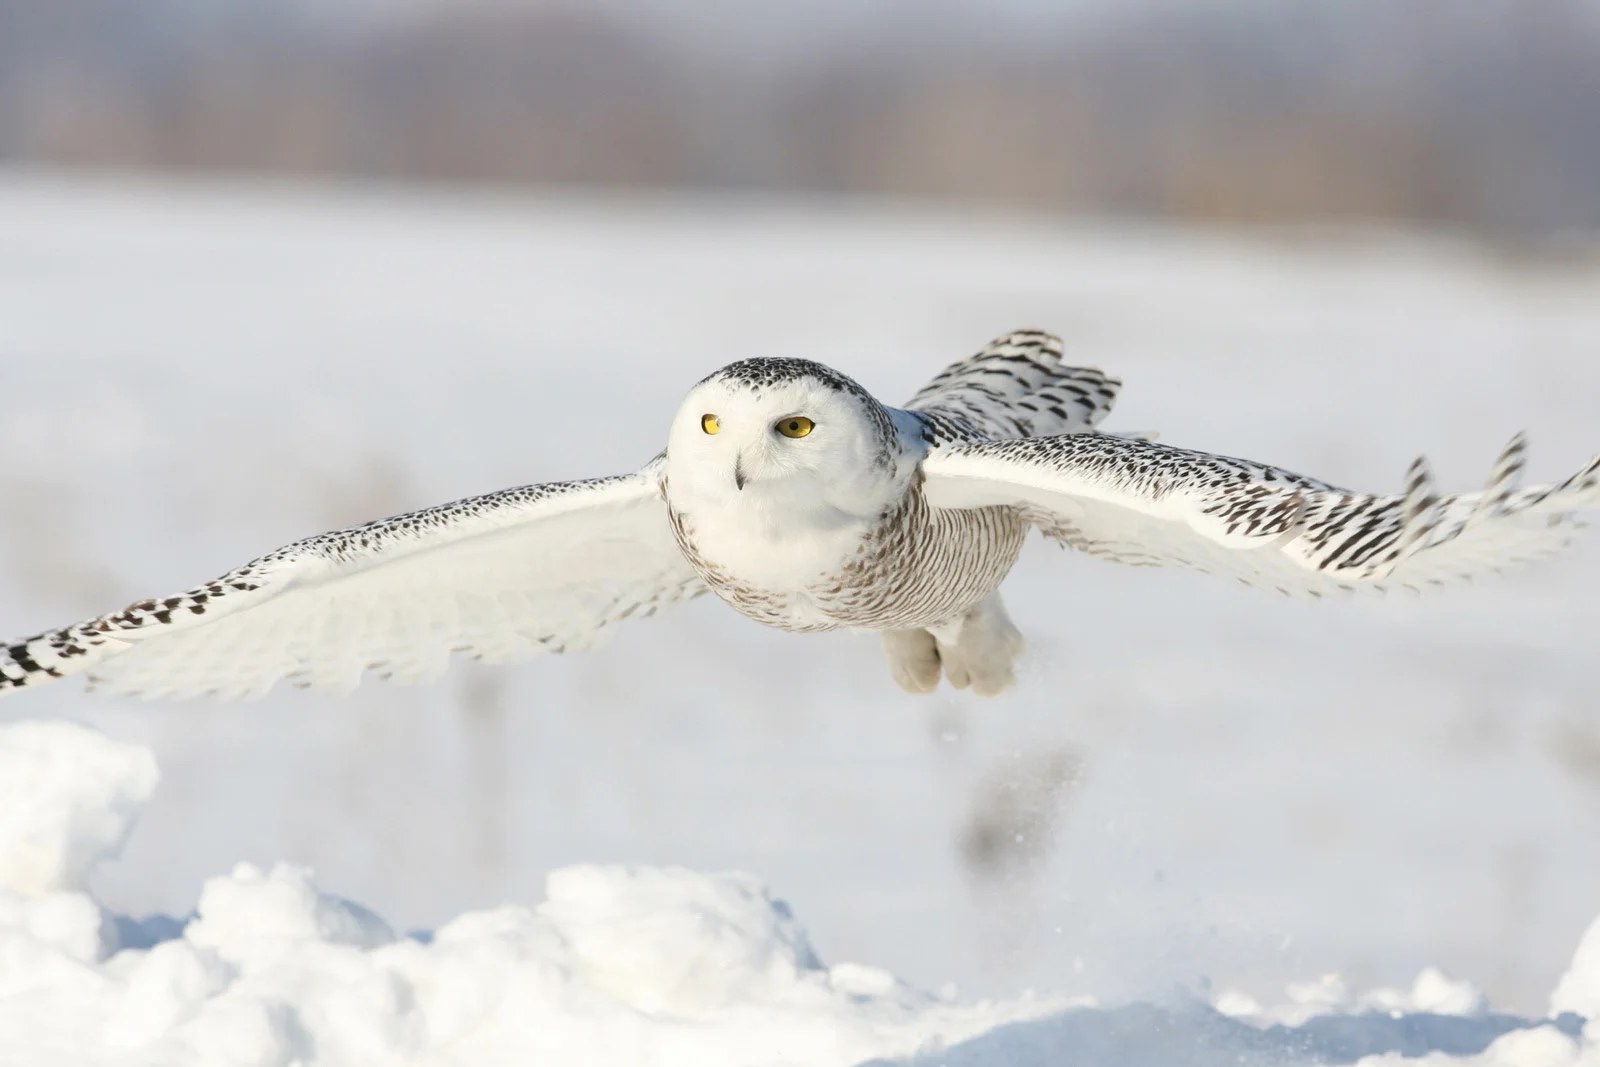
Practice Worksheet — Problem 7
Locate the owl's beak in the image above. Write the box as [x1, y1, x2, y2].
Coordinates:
[734, 455, 747, 491]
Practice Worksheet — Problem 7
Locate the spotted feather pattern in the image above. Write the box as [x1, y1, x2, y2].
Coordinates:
[668, 481, 1026, 632]
[3, 331, 1594, 702]
[705, 356, 904, 469]
[907, 329, 1120, 445]
[923, 432, 1600, 597]
[0, 463, 703, 700]
[667, 342, 1077, 634]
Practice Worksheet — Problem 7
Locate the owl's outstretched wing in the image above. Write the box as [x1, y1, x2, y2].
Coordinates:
[922, 433, 1600, 597]
[906, 329, 1120, 442]
[0, 460, 704, 700]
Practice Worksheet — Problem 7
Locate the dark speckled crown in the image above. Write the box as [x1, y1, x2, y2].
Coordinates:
[703, 357, 871, 401]
[701, 357, 901, 469]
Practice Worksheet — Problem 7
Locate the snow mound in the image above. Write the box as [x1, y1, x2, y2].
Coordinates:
[1214, 966, 1487, 1027]
[186, 861, 394, 955]
[535, 863, 825, 1015]
[0, 719, 158, 896]
[1553, 914, 1600, 1024]
[0, 720, 1062, 1066]
[0, 716, 1594, 1067]
[0, 859, 1059, 1067]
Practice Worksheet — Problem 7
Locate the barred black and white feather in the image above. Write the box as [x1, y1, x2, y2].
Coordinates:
[923, 432, 1600, 598]
[1, 328, 1594, 702]
[907, 329, 1120, 444]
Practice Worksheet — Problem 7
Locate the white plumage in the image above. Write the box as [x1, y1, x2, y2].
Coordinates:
[4, 471, 701, 701]
[923, 431, 1599, 597]
[2, 329, 1595, 700]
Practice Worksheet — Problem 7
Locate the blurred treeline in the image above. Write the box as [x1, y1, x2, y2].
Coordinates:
[3, 0, 1598, 238]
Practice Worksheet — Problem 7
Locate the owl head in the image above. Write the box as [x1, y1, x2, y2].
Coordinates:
[665, 358, 911, 521]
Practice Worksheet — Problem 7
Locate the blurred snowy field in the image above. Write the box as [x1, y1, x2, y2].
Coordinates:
[1, 168, 1598, 1037]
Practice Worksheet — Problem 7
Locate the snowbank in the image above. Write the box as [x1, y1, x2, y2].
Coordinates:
[0, 720, 157, 897]
[0, 721, 1067, 1066]
[1553, 915, 1600, 1025]
[0, 718, 1594, 1066]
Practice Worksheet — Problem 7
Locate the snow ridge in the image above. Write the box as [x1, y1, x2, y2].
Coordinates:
[0, 720, 1596, 1067]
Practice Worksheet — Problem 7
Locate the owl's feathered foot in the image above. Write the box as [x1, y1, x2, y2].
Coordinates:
[882, 592, 1024, 697]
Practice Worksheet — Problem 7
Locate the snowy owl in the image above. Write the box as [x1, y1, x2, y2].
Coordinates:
[2, 330, 1597, 701]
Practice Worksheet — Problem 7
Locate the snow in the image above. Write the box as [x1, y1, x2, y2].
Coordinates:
[0, 721, 1067, 1065]
[0, 718, 1595, 1066]
[1553, 917, 1600, 1022]
[0, 170, 1599, 1061]
[0, 721, 158, 897]
[1212, 969, 1488, 1028]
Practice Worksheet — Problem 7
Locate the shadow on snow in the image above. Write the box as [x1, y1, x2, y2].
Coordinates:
[862, 1001, 1586, 1067]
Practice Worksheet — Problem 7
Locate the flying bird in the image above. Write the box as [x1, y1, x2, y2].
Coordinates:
[2, 330, 1596, 701]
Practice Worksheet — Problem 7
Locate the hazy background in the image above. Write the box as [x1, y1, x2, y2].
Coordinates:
[3, 0, 1600, 241]
[1, 0, 1599, 1023]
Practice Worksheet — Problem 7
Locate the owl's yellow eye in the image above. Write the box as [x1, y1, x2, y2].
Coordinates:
[776, 416, 814, 439]
[701, 414, 720, 435]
